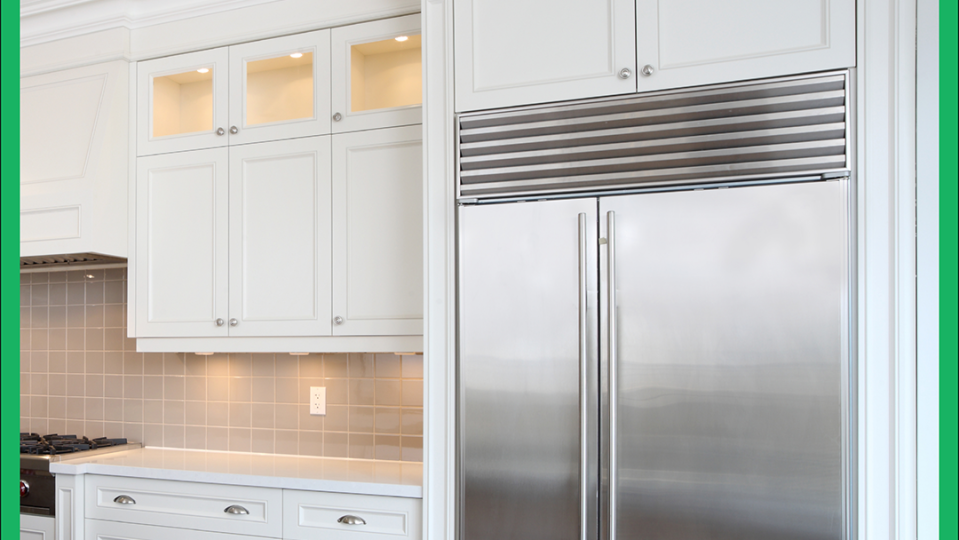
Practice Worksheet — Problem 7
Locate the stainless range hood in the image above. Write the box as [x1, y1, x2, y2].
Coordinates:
[20, 253, 126, 269]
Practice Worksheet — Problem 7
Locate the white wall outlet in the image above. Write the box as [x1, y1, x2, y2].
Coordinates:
[310, 386, 326, 416]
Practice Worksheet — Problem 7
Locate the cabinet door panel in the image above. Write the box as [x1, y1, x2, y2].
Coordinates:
[454, 0, 636, 112]
[137, 48, 229, 156]
[333, 126, 423, 336]
[20, 515, 55, 540]
[635, 0, 855, 92]
[229, 30, 332, 145]
[86, 520, 269, 540]
[331, 14, 422, 133]
[229, 137, 333, 336]
[136, 149, 229, 337]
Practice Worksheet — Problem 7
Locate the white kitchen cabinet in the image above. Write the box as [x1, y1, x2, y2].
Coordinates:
[333, 125, 423, 336]
[284, 488, 422, 540]
[136, 148, 230, 337]
[453, 0, 855, 112]
[137, 48, 229, 156]
[229, 30, 332, 145]
[634, 0, 855, 92]
[331, 14, 422, 133]
[453, 0, 637, 112]
[85, 520, 270, 540]
[137, 31, 331, 156]
[135, 137, 333, 338]
[20, 60, 128, 260]
[228, 136, 333, 337]
[20, 514, 55, 540]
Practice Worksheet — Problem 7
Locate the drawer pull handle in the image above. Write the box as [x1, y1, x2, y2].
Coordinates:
[224, 505, 250, 515]
[113, 495, 136, 505]
[337, 515, 367, 525]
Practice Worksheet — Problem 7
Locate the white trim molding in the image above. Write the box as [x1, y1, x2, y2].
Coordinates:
[856, 0, 919, 538]
[422, 0, 456, 538]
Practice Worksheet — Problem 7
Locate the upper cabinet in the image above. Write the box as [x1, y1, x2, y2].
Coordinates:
[453, 0, 855, 112]
[634, 0, 855, 93]
[331, 14, 423, 133]
[454, 0, 636, 112]
[20, 60, 129, 260]
[137, 30, 331, 156]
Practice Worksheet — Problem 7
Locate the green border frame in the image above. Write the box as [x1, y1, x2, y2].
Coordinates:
[0, 2, 956, 539]
[3, 1, 21, 539]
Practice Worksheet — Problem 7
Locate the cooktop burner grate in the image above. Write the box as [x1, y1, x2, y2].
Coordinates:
[19, 433, 128, 456]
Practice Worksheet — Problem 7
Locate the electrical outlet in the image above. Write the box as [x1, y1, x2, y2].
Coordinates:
[310, 387, 326, 416]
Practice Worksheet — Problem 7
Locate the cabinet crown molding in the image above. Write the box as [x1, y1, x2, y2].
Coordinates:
[20, 0, 281, 47]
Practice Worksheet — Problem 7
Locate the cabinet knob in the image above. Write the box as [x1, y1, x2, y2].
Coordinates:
[230, 126, 239, 134]
[337, 515, 367, 525]
[224, 504, 249, 515]
[333, 316, 344, 325]
[216, 318, 225, 326]
[113, 495, 136, 505]
[618, 67, 632, 80]
[332, 112, 343, 122]
[230, 318, 239, 326]
[641, 64, 655, 76]
[216, 127, 226, 136]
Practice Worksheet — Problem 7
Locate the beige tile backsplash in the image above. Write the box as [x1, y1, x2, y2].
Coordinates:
[19, 268, 423, 462]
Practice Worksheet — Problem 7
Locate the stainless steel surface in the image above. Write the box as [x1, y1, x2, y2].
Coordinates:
[578, 212, 589, 540]
[333, 112, 343, 121]
[216, 318, 225, 326]
[641, 64, 654, 76]
[618, 68, 632, 80]
[224, 505, 249, 515]
[333, 316, 344, 325]
[113, 495, 136, 505]
[20, 253, 126, 268]
[337, 515, 367, 525]
[216, 127, 225, 135]
[19, 471, 54, 516]
[600, 181, 845, 540]
[456, 72, 850, 200]
[459, 198, 598, 540]
[605, 210, 618, 540]
[20, 442, 143, 473]
[230, 126, 239, 134]
[229, 318, 238, 326]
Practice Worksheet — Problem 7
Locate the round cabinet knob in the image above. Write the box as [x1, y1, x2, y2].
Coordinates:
[229, 318, 239, 327]
[113, 495, 136, 505]
[333, 316, 344, 325]
[332, 112, 343, 122]
[337, 515, 367, 525]
[618, 67, 632, 80]
[641, 64, 655, 76]
[224, 504, 250, 515]
[230, 126, 239, 134]
[216, 318, 225, 326]
[216, 127, 226, 136]
[20, 480, 29, 498]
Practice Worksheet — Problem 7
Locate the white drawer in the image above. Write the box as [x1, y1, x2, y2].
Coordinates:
[283, 489, 422, 540]
[85, 475, 282, 538]
[86, 518, 269, 540]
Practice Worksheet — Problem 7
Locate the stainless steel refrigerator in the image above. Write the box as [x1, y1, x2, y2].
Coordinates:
[457, 180, 851, 540]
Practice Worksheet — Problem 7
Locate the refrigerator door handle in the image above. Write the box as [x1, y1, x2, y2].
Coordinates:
[606, 210, 618, 540]
[577, 212, 588, 540]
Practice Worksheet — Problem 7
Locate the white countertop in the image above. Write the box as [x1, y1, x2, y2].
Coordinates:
[50, 447, 422, 498]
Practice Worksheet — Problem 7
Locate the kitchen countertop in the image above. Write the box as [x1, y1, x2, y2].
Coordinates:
[50, 447, 423, 498]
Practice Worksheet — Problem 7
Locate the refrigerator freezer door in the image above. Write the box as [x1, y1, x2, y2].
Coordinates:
[459, 198, 599, 540]
[601, 181, 846, 540]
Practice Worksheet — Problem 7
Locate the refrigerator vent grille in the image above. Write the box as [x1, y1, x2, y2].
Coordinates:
[457, 71, 850, 199]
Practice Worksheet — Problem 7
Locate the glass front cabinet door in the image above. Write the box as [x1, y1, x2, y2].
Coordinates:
[229, 29, 331, 145]
[137, 31, 331, 156]
[331, 14, 423, 133]
[137, 48, 229, 156]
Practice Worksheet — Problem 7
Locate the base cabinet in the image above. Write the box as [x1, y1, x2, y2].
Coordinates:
[86, 520, 267, 540]
[20, 514, 55, 540]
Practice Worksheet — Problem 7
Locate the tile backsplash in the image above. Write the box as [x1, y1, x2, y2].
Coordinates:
[19, 268, 423, 462]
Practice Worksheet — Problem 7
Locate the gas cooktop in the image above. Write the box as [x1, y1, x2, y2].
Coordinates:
[20, 433, 141, 472]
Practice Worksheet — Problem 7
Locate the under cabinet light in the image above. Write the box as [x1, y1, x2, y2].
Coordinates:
[289, 52, 303, 58]
[195, 352, 214, 356]
[196, 68, 210, 74]
[394, 35, 409, 42]
[394, 352, 422, 356]
[289, 352, 310, 356]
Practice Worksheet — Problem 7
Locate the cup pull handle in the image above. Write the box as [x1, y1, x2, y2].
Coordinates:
[113, 495, 136, 505]
[224, 504, 250, 515]
[337, 514, 367, 525]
